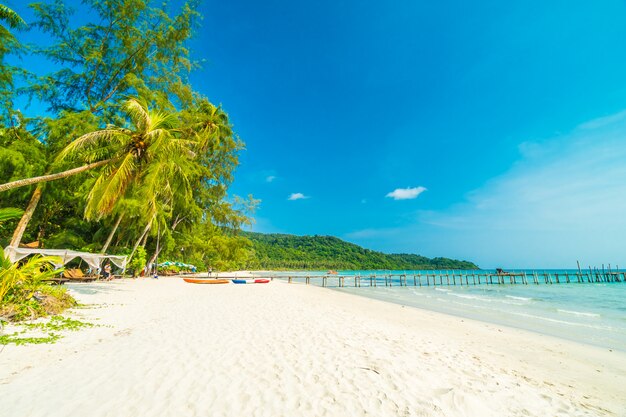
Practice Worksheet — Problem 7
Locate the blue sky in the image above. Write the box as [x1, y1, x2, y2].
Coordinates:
[8, 1, 626, 268]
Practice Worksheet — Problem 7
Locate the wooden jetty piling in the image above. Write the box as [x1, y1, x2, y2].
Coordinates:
[275, 268, 623, 288]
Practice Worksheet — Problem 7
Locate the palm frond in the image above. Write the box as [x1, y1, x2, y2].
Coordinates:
[86, 154, 137, 218]
[0, 207, 23, 224]
[150, 111, 180, 131]
[56, 129, 124, 162]
[124, 97, 150, 132]
[0, 4, 26, 29]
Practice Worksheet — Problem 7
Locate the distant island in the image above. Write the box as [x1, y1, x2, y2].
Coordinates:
[244, 232, 478, 270]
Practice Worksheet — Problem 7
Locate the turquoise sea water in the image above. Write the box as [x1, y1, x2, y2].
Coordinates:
[263, 270, 626, 351]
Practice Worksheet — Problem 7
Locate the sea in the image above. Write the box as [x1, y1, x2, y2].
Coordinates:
[261, 270, 626, 352]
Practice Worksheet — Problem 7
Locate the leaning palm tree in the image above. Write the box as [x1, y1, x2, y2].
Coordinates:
[0, 98, 187, 195]
[5, 97, 195, 247]
[58, 97, 194, 220]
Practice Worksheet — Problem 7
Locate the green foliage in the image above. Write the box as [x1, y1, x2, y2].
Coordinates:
[26, 0, 200, 115]
[0, 1, 251, 274]
[0, 245, 76, 322]
[0, 3, 26, 117]
[0, 332, 60, 345]
[128, 245, 146, 276]
[21, 315, 93, 332]
[0, 207, 22, 224]
[244, 232, 479, 270]
[1, 315, 93, 345]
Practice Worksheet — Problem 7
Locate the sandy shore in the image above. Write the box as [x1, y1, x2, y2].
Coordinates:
[1, 278, 625, 417]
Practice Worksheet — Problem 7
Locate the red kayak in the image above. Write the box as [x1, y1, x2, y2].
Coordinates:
[254, 279, 270, 284]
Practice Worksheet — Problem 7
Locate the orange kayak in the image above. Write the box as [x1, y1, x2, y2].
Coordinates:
[183, 278, 230, 284]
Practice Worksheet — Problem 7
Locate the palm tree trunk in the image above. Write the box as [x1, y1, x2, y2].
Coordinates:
[128, 220, 152, 263]
[0, 159, 112, 193]
[147, 247, 162, 274]
[101, 212, 124, 253]
[9, 184, 43, 247]
[140, 225, 150, 247]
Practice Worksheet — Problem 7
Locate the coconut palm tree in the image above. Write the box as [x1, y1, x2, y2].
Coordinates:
[4, 97, 195, 247]
[58, 97, 195, 220]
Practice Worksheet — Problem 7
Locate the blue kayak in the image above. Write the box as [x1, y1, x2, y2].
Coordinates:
[231, 279, 247, 284]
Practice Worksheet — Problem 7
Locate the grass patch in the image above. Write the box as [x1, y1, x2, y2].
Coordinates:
[22, 315, 94, 332]
[0, 316, 95, 345]
[0, 332, 61, 345]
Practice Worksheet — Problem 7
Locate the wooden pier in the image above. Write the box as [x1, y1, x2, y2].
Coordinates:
[266, 270, 625, 288]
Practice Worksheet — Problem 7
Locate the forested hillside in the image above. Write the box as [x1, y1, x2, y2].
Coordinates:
[245, 232, 478, 270]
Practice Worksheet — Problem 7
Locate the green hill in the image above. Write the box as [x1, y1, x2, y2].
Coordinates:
[244, 232, 478, 270]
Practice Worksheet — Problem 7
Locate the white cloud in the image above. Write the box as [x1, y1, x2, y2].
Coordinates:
[346, 110, 626, 268]
[288, 192, 309, 201]
[386, 186, 427, 200]
[266, 175, 276, 183]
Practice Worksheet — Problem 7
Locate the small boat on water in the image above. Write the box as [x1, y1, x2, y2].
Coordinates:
[231, 278, 271, 284]
[183, 278, 230, 284]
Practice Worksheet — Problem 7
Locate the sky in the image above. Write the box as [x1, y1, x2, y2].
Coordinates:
[7, 0, 626, 268]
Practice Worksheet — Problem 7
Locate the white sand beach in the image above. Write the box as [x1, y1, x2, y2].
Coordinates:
[1, 278, 625, 417]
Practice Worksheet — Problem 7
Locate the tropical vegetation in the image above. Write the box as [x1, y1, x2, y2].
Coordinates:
[0, 0, 253, 321]
[245, 233, 478, 270]
[0, 208, 75, 322]
[0, 1, 254, 271]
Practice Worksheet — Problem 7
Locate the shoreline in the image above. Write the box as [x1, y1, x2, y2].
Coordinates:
[1, 277, 625, 416]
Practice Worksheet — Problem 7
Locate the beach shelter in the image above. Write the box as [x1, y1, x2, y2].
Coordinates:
[3, 246, 128, 271]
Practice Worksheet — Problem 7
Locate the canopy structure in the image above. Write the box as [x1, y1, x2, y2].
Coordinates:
[3, 246, 128, 271]
[159, 261, 196, 270]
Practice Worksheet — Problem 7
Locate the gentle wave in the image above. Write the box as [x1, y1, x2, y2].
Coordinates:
[446, 292, 492, 302]
[509, 311, 614, 330]
[557, 309, 601, 318]
[505, 295, 532, 302]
